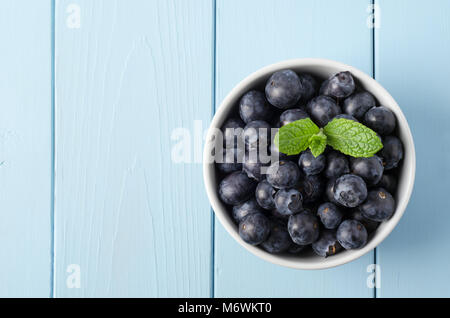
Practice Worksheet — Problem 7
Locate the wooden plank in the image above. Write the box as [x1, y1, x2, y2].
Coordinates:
[214, 0, 375, 297]
[0, 0, 52, 297]
[54, 0, 213, 297]
[375, 0, 450, 297]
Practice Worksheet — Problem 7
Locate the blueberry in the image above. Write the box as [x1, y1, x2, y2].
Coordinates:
[216, 147, 244, 174]
[350, 155, 384, 185]
[222, 117, 245, 148]
[380, 136, 404, 170]
[337, 220, 368, 249]
[307, 95, 341, 127]
[376, 173, 397, 194]
[334, 114, 358, 122]
[349, 208, 379, 234]
[219, 171, 257, 205]
[239, 213, 271, 245]
[343, 91, 376, 119]
[243, 120, 272, 149]
[269, 141, 287, 160]
[297, 104, 310, 115]
[232, 198, 264, 223]
[288, 211, 320, 245]
[317, 202, 343, 229]
[279, 108, 309, 127]
[360, 188, 395, 222]
[265, 69, 302, 109]
[270, 208, 290, 221]
[266, 161, 301, 189]
[297, 174, 324, 203]
[239, 90, 273, 124]
[255, 180, 277, 210]
[298, 73, 318, 102]
[325, 179, 338, 204]
[274, 188, 303, 216]
[261, 221, 292, 253]
[320, 71, 356, 99]
[301, 205, 315, 215]
[243, 152, 270, 181]
[324, 151, 350, 179]
[298, 149, 326, 176]
[364, 106, 396, 135]
[288, 243, 306, 254]
[312, 230, 342, 257]
[333, 174, 368, 208]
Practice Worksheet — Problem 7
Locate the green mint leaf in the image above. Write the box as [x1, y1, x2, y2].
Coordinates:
[274, 118, 320, 155]
[323, 118, 383, 157]
[308, 129, 327, 157]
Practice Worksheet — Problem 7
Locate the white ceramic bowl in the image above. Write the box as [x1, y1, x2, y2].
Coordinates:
[203, 58, 416, 270]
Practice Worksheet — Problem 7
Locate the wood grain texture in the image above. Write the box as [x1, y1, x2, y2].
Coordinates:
[54, 0, 213, 297]
[214, 0, 375, 297]
[0, 0, 52, 297]
[375, 0, 450, 297]
[1, 0, 447, 298]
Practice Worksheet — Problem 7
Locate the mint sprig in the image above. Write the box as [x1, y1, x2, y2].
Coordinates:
[274, 118, 383, 158]
[308, 129, 327, 157]
[274, 118, 319, 155]
[323, 118, 383, 157]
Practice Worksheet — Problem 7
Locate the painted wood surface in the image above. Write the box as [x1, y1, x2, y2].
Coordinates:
[375, 0, 450, 297]
[54, 0, 213, 297]
[0, 0, 449, 297]
[0, 0, 53, 297]
[214, 0, 375, 298]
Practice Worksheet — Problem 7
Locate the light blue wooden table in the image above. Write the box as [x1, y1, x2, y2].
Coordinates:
[0, 0, 448, 298]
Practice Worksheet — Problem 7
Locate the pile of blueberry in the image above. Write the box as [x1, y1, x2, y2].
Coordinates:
[216, 69, 404, 257]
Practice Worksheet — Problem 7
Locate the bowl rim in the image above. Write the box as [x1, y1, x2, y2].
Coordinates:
[203, 58, 416, 270]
